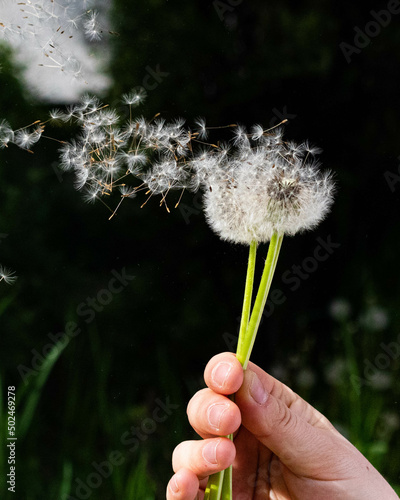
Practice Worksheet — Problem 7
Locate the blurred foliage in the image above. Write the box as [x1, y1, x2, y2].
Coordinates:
[1, 0, 400, 497]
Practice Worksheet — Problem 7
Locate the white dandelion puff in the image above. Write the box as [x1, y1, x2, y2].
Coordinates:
[203, 129, 335, 244]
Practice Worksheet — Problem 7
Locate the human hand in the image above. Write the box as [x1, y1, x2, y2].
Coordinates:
[167, 352, 399, 500]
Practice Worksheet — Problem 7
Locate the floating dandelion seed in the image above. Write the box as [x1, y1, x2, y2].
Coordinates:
[0, 266, 17, 285]
[122, 88, 147, 107]
[0, 119, 14, 148]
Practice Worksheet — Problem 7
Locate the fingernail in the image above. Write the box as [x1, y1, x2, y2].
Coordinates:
[249, 372, 268, 405]
[169, 476, 179, 494]
[202, 439, 220, 465]
[211, 362, 232, 388]
[207, 403, 229, 431]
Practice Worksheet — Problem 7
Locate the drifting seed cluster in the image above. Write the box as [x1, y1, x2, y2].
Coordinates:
[0, 92, 334, 243]
[0, 1, 111, 79]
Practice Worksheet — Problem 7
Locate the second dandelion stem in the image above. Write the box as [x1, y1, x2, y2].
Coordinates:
[237, 232, 283, 369]
[204, 233, 283, 500]
[237, 240, 257, 357]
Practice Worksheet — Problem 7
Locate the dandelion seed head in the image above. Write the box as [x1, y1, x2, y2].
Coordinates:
[203, 129, 335, 244]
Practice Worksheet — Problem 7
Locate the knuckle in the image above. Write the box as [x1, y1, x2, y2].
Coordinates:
[274, 400, 295, 432]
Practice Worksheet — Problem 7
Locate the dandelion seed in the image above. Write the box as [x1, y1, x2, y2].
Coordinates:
[79, 94, 101, 113]
[143, 161, 186, 195]
[98, 109, 119, 126]
[14, 128, 42, 149]
[49, 108, 65, 122]
[83, 10, 103, 41]
[83, 187, 100, 204]
[302, 140, 323, 157]
[119, 185, 136, 198]
[194, 117, 208, 140]
[0, 266, 17, 285]
[0, 119, 14, 148]
[122, 88, 147, 107]
[120, 152, 147, 173]
[74, 166, 90, 190]
[250, 124, 264, 140]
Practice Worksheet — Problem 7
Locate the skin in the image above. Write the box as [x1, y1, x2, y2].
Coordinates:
[167, 352, 399, 500]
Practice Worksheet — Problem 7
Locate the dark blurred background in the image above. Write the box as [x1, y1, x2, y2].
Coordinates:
[1, 0, 400, 498]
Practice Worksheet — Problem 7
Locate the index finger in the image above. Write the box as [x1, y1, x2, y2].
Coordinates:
[204, 353, 243, 395]
[204, 352, 334, 430]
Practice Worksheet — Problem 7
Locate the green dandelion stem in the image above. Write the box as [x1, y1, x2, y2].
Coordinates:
[221, 463, 232, 499]
[205, 234, 283, 499]
[236, 240, 257, 361]
[204, 460, 232, 500]
[204, 469, 224, 500]
[238, 232, 283, 369]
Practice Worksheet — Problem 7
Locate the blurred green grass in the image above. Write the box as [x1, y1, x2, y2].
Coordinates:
[1, 292, 400, 498]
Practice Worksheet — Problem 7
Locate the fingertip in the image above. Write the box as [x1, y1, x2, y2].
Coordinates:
[172, 438, 236, 478]
[204, 352, 243, 394]
[187, 388, 241, 437]
[166, 469, 199, 499]
[202, 437, 236, 468]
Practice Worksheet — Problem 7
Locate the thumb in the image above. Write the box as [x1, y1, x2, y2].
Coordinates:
[235, 369, 342, 477]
